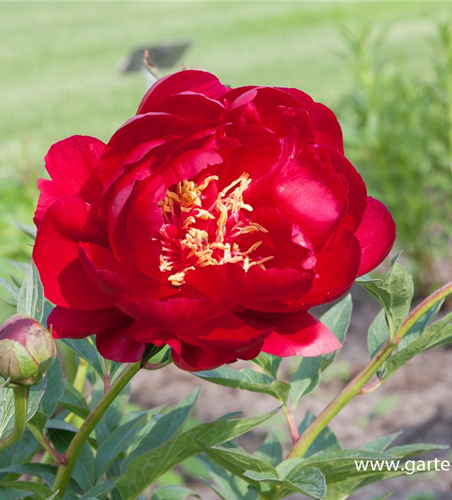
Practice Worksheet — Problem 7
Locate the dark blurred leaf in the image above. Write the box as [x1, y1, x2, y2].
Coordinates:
[58, 383, 90, 418]
[40, 358, 64, 417]
[80, 481, 116, 500]
[0, 487, 32, 500]
[0, 481, 57, 500]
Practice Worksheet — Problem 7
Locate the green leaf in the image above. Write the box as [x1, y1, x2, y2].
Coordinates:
[358, 263, 414, 337]
[0, 378, 46, 441]
[387, 442, 448, 458]
[320, 294, 352, 370]
[40, 358, 64, 417]
[58, 338, 104, 377]
[398, 299, 444, 350]
[362, 431, 403, 452]
[17, 259, 44, 322]
[384, 312, 452, 379]
[1, 481, 57, 500]
[198, 455, 256, 500]
[250, 352, 282, 378]
[298, 411, 342, 458]
[200, 444, 278, 487]
[196, 368, 290, 402]
[0, 487, 32, 500]
[368, 309, 389, 358]
[6, 260, 29, 274]
[116, 410, 278, 500]
[13, 220, 37, 239]
[368, 492, 396, 500]
[58, 383, 90, 418]
[80, 481, 117, 500]
[289, 357, 321, 407]
[95, 412, 149, 478]
[151, 485, 200, 500]
[124, 387, 201, 468]
[0, 277, 20, 300]
[281, 467, 326, 499]
[254, 432, 283, 466]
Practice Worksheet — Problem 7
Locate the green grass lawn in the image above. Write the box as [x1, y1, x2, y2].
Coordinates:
[0, 0, 450, 317]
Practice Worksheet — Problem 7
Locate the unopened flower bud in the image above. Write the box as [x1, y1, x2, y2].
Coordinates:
[0, 314, 56, 386]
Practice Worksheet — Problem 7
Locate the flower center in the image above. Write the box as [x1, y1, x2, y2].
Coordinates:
[158, 172, 273, 286]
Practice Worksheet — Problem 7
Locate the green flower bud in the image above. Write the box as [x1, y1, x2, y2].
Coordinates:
[0, 314, 56, 386]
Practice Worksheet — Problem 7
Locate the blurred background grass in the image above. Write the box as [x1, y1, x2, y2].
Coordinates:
[1, 1, 451, 318]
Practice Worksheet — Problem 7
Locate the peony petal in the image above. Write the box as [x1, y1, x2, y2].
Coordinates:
[279, 88, 344, 153]
[262, 312, 341, 357]
[34, 136, 104, 225]
[48, 305, 130, 339]
[355, 197, 396, 276]
[119, 295, 235, 338]
[169, 338, 262, 372]
[137, 70, 228, 114]
[96, 325, 148, 363]
[33, 195, 113, 310]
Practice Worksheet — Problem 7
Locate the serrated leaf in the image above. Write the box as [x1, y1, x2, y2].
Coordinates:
[368, 309, 389, 358]
[0, 378, 46, 441]
[58, 338, 104, 377]
[116, 410, 278, 500]
[320, 294, 352, 370]
[151, 485, 200, 500]
[384, 312, 452, 379]
[358, 263, 414, 337]
[17, 259, 44, 322]
[290, 357, 321, 407]
[196, 368, 290, 402]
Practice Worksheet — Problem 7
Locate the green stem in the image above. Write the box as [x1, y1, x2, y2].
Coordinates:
[52, 362, 141, 496]
[288, 281, 452, 459]
[0, 385, 29, 452]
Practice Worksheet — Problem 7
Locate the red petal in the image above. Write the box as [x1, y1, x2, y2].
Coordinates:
[33, 195, 113, 310]
[49, 305, 130, 339]
[177, 312, 271, 351]
[119, 295, 235, 338]
[262, 312, 341, 357]
[34, 136, 104, 225]
[279, 88, 344, 153]
[96, 325, 148, 363]
[169, 338, 262, 372]
[303, 230, 361, 307]
[137, 70, 228, 114]
[355, 197, 396, 276]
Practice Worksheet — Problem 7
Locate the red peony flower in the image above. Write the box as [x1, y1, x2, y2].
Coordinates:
[33, 70, 396, 371]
